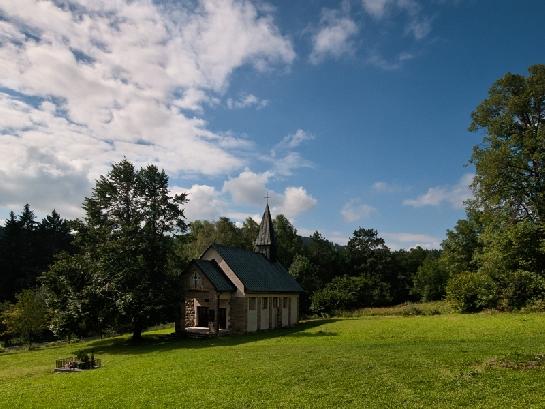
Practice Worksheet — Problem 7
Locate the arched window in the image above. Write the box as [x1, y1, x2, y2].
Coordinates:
[192, 271, 201, 289]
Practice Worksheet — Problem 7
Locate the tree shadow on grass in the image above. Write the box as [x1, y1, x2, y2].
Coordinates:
[74, 319, 339, 357]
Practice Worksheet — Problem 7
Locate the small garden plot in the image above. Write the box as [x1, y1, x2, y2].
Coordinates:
[55, 352, 101, 373]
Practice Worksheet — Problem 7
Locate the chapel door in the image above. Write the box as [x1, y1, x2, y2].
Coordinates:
[218, 308, 227, 329]
[197, 306, 208, 327]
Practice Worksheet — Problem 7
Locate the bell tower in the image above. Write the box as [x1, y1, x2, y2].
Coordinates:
[254, 202, 277, 262]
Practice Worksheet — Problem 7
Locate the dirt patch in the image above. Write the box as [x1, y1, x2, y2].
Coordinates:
[483, 353, 545, 370]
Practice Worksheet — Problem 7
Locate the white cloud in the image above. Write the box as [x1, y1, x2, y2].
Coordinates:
[272, 152, 313, 177]
[310, 7, 358, 63]
[383, 232, 441, 250]
[361, 0, 391, 19]
[275, 186, 317, 219]
[275, 129, 314, 151]
[0, 145, 90, 218]
[341, 199, 376, 222]
[372, 181, 397, 193]
[269, 129, 314, 176]
[367, 51, 415, 70]
[223, 169, 272, 206]
[226, 93, 268, 109]
[361, 0, 432, 41]
[172, 184, 226, 221]
[0, 0, 295, 216]
[221, 169, 316, 219]
[403, 173, 474, 209]
[406, 17, 432, 40]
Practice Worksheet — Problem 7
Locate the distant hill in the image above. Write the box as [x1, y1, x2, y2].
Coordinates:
[300, 235, 346, 251]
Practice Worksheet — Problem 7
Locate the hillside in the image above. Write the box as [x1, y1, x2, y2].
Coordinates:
[2, 310, 545, 408]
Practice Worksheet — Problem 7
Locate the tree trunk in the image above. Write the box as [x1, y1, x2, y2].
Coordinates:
[132, 322, 142, 342]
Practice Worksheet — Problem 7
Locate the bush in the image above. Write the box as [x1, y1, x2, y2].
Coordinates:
[0, 288, 49, 347]
[310, 275, 391, 314]
[500, 270, 545, 310]
[446, 271, 498, 312]
[522, 299, 545, 312]
[310, 276, 359, 314]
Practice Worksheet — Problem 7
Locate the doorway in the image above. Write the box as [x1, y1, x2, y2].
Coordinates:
[218, 308, 227, 329]
[196, 306, 208, 327]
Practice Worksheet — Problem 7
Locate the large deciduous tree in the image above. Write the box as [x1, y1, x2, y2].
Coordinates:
[45, 160, 188, 340]
[84, 160, 188, 340]
[470, 64, 545, 222]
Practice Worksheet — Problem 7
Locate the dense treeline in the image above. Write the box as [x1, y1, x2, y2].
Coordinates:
[1, 64, 544, 347]
[0, 206, 73, 303]
[178, 218, 438, 314]
[0, 186, 435, 346]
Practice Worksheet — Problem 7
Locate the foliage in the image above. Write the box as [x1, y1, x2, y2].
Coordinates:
[181, 217, 246, 259]
[289, 254, 320, 292]
[446, 271, 498, 312]
[391, 246, 434, 301]
[440, 210, 483, 275]
[273, 215, 304, 268]
[469, 64, 545, 223]
[476, 219, 545, 278]
[498, 270, 545, 310]
[305, 231, 347, 287]
[0, 289, 49, 347]
[43, 160, 188, 341]
[310, 275, 391, 314]
[240, 217, 260, 250]
[41, 252, 114, 339]
[412, 255, 449, 301]
[436, 65, 545, 313]
[0, 206, 72, 302]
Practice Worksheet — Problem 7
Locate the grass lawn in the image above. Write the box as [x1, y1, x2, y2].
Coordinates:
[2, 310, 545, 408]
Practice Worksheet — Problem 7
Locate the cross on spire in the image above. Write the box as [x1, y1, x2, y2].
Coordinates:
[264, 192, 270, 205]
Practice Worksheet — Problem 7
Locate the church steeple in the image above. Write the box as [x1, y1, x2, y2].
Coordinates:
[254, 203, 276, 261]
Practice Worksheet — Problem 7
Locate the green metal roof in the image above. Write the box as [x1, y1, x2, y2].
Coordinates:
[193, 259, 236, 293]
[211, 244, 303, 293]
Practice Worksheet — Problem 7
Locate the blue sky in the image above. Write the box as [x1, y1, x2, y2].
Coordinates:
[0, 0, 544, 248]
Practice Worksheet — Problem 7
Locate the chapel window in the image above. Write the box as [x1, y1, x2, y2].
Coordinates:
[283, 297, 288, 308]
[273, 297, 278, 308]
[262, 298, 268, 309]
[191, 271, 201, 289]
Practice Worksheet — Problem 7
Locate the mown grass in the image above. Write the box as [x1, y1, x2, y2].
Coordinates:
[2, 311, 545, 408]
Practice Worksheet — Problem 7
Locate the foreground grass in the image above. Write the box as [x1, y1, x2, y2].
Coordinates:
[2, 312, 545, 408]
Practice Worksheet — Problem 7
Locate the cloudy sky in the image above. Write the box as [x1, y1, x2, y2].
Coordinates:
[0, 0, 543, 249]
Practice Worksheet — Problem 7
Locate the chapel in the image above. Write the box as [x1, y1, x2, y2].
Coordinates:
[179, 204, 303, 335]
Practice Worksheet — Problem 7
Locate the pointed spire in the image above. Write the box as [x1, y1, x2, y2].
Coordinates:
[254, 203, 276, 261]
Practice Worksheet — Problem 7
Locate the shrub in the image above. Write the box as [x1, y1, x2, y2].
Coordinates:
[500, 270, 545, 310]
[446, 271, 498, 312]
[310, 276, 359, 314]
[1, 289, 49, 347]
[310, 275, 391, 314]
[401, 305, 424, 316]
[522, 299, 545, 312]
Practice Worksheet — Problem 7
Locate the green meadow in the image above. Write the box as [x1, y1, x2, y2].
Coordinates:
[2, 309, 545, 408]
